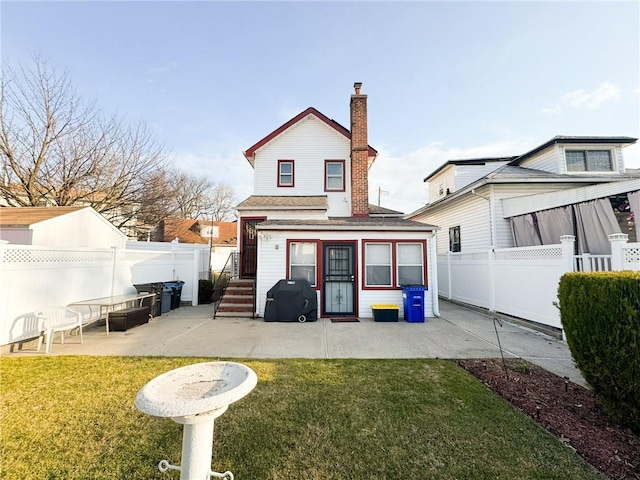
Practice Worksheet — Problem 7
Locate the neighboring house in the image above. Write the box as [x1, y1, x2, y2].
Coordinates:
[232, 83, 439, 320]
[0, 206, 127, 248]
[408, 136, 639, 255]
[201, 220, 237, 272]
[153, 218, 237, 272]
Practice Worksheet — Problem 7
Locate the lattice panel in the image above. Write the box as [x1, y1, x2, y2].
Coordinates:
[624, 247, 640, 263]
[494, 247, 562, 261]
[3, 248, 112, 264]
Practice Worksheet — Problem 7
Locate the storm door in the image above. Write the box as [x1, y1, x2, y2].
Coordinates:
[240, 218, 264, 278]
[322, 243, 356, 316]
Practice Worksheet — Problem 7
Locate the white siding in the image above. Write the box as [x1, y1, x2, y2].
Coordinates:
[413, 193, 490, 253]
[427, 167, 455, 203]
[521, 143, 627, 175]
[255, 230, 437, 319]
[519, 145, 560, 173]
[239, 208, 328, 221]
[252, 115, 352, 217]
[454, 162, 509, 190]
[30, 209, 127, 248]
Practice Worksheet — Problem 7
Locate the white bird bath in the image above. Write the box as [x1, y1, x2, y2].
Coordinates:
[135, 361, 258, 480]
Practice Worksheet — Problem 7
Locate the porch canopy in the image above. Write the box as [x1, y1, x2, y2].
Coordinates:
[503, 179, 640, 254]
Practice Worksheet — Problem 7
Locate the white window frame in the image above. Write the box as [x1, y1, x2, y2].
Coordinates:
[565, 149, 614, 173]
[396, 243, 424, 286]
[364, 242, 392, 287]
[289, 241, 316, 287]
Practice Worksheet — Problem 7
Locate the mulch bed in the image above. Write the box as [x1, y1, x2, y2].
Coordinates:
[458, 358, 640, 480]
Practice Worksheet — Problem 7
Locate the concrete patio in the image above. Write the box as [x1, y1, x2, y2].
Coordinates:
[3, 300, 586, 386]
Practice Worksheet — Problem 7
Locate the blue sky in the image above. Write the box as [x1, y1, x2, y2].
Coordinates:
[2, 0, 639, 214]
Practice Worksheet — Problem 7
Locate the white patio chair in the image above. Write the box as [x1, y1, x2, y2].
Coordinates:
[35, 306, 83, 354]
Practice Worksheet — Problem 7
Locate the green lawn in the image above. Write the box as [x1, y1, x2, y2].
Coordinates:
[1, 357, 604, 480]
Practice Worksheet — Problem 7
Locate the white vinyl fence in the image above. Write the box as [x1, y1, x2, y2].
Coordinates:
[0, 243, 210, 346]
[438, 234, 640, 331]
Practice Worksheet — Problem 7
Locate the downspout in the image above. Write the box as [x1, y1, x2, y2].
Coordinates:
[429, 233, 440, 317]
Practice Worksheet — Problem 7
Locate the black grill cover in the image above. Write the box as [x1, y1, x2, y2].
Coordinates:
[264, 279, 318, 322]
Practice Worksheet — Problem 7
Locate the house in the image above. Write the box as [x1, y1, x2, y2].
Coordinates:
[228, 83, 439, 320]
[153, 218, 237, 272]
[0, 206, 127, 248]
[407, 136, 639, 255]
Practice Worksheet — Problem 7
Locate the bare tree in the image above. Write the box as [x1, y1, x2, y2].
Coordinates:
[206, 182, 237, 221]
[169, 170, 216, 219]
[0, 56, 171, 233]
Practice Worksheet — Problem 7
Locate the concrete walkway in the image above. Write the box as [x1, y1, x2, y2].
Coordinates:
[3, 300, 586, 386]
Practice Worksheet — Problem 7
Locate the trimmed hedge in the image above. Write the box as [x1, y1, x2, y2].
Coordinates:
[558, 271, 640, 433]
[198, 279, 214, 304]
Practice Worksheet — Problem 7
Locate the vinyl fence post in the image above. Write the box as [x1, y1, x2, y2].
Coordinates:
[560, 235, 575, 272]
[192, 250, 199, 306]
[609, 233, 628, 271]
[488, 247, 496, 312]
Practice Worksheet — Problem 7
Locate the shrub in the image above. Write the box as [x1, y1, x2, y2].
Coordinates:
[198, 279, 214, 304]
[558, 271, 640, 432]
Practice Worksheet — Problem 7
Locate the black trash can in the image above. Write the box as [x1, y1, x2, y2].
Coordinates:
[164, 281, 185, 309]
[264, 279, 317, 322]
[401, 285, 426, 323]
[134, 282, 164, 317]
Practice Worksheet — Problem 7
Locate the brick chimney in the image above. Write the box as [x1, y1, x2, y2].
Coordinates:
[350, 82, 369, 217]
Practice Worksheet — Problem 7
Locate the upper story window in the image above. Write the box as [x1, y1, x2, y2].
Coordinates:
[566, 150, 613, 172]
[325, 160, 345, 191]
[278, 160, 294, 187]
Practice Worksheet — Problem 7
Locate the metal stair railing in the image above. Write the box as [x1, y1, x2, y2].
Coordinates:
[213, 252, 237, 318]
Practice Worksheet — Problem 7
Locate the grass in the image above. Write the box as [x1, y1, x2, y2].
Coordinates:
[1, 357, 604, 480]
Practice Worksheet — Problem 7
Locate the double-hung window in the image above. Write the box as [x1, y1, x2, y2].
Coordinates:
[565, 150, 613, 172]
[397, 243, 424, 285]
[289, 242, 316, 287]
[278, 160, 294, 187]
[325, 160, 345, 191]
[365, 243, 392, 286]
[364, 241, 426, 288]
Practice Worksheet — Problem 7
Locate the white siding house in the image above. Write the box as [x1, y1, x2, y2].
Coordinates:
[231, 84, 439, 320]
[409, 136, 638, 253]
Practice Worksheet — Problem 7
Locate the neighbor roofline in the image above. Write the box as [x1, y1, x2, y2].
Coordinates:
[423, 157, 517, 182]
[509, 136, 638, 166]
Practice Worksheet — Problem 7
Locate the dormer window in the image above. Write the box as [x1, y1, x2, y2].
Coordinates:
[278, 160, 294, 187]
[566, 150, 613, 172]
[325, 160, 345, 191]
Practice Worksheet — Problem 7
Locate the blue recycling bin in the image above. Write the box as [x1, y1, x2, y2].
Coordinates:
[163, 281, 185, 309]
[401, 285, 426, 323]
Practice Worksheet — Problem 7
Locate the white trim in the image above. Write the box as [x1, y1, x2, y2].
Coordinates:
[501, 178, 640, 218]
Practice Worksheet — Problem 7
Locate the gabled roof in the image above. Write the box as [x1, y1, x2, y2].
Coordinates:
[242, 107, 378, 166]
[0, 206, 86, 227]
[423, 157, 517, 182]
[202, 220, 237, 244]
[509, 136, 637, 166]
[162, 218, 208, 244]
